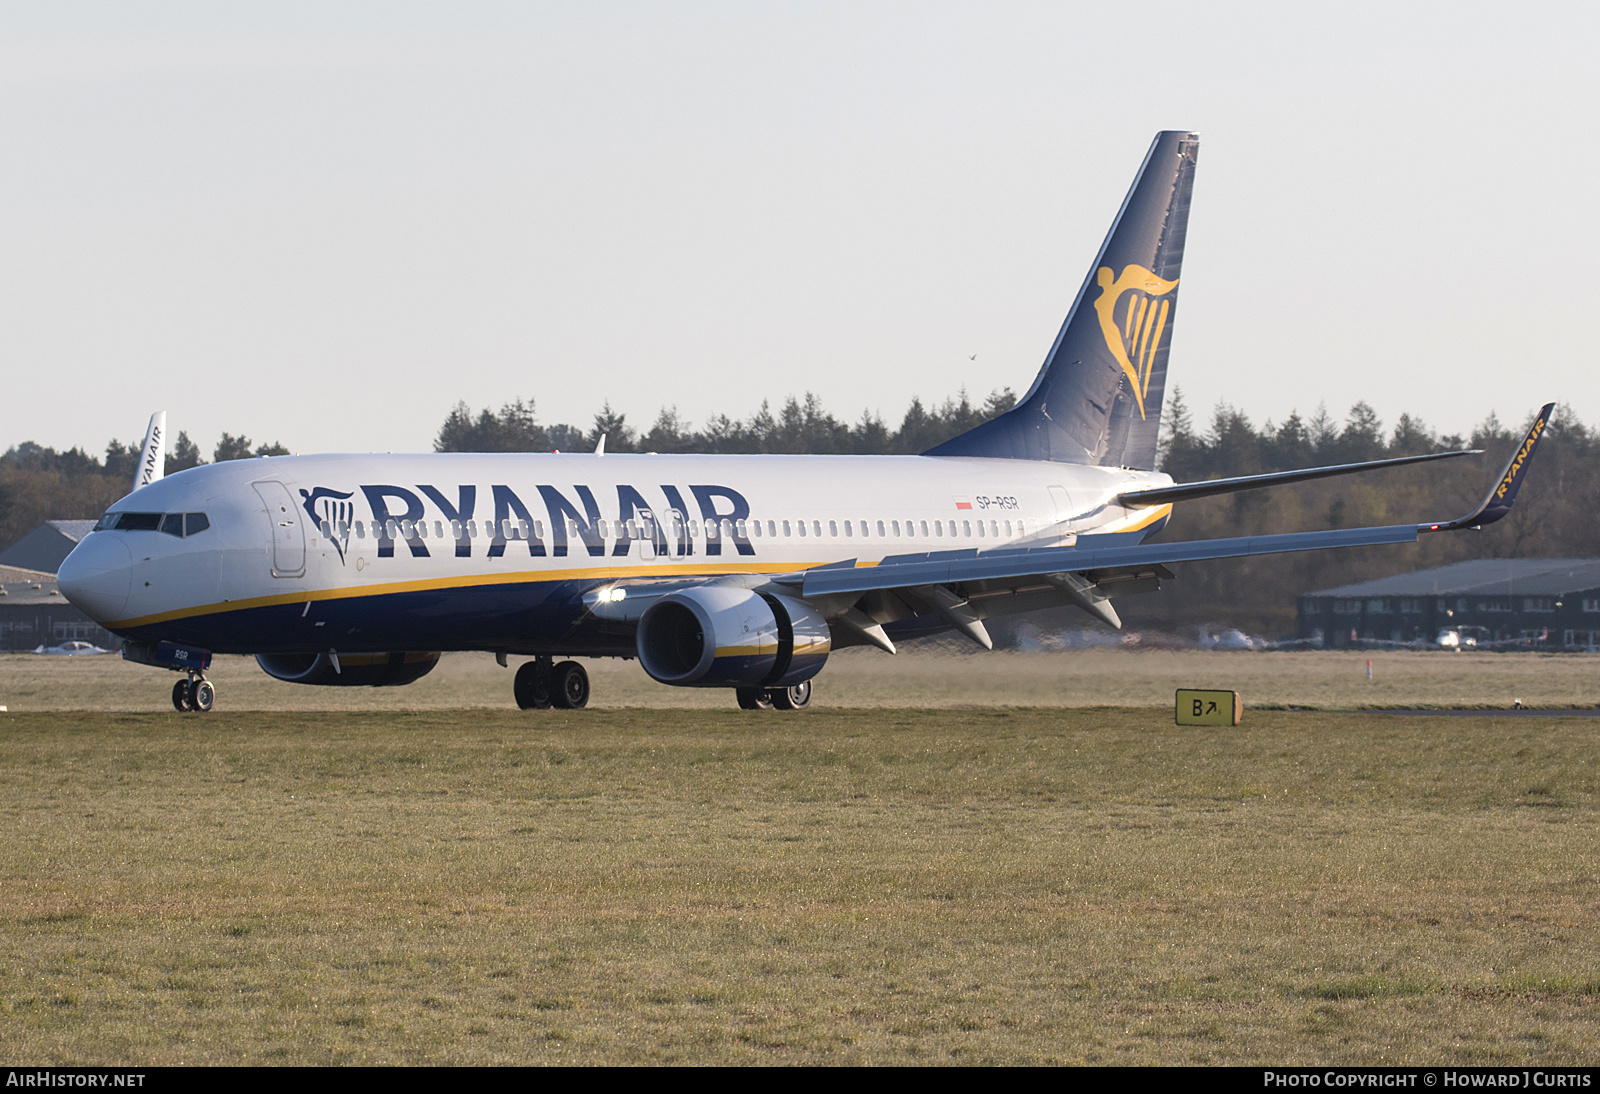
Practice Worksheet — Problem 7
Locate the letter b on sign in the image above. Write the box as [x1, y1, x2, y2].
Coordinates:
[1175, 689, 1242, 726]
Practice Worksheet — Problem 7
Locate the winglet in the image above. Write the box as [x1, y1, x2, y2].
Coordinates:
[1420, 403, 1555, 533]
[130, 411, 166, 494]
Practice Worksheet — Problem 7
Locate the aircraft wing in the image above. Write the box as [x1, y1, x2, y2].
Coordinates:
[795, 523, 1420, 600]
[592, 405, 1553, 652]
[784, 404, 1555, 648]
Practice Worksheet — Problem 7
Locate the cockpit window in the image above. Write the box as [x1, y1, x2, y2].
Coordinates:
[94, 511, 211, 536]
[110, 512, 163, 531]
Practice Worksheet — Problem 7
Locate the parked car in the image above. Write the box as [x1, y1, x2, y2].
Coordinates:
[31, 641, 112, 655]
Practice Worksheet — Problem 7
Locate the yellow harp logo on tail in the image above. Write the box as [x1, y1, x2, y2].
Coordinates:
[1091, 264, 1179, 419]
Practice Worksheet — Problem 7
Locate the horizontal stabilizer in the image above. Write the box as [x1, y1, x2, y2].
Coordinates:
[1119, 449, 1481, 507]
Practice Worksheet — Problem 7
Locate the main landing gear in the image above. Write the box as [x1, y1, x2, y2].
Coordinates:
[513, 656, 590, 710]
[171, 672, 215, 713]
[735, 680, 812, 711]
[506, 656, 812, 713]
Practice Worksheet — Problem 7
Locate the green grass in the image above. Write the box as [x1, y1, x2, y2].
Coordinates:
[0, 708, 1596, 1064]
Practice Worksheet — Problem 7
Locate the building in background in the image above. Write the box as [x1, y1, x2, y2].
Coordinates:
[0, 572, 119, 651]
[1299, 559, 1600, 650]
[0, 525, 120, 651]
[0, 520, 97, 574]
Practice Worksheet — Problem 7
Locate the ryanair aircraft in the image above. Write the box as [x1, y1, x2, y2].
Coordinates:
[58, 132, 1551, 713]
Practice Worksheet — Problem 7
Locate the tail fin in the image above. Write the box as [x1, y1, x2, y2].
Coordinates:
[926, 131, 1198, 469]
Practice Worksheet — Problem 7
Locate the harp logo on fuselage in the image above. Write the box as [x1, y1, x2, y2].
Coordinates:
[1091, 264, 1179, 420]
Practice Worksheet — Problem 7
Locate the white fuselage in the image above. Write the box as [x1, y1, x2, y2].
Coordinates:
[60, 452, 1173, 652]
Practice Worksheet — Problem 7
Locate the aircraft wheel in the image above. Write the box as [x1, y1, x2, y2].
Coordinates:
[514, 661, 553, 710]
[769, 680, 812, 710]
[551, 661, 589, 710]
[191, 680, 215, 713]
[736, 687, 775, 710]
[171, 679, 193, 712]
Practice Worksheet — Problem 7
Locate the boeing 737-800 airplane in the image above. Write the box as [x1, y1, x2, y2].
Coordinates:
[57, 132, 1551, 713]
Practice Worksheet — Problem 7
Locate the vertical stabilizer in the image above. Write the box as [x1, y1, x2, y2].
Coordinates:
[131, 411, 166, 494]
[926, 131, 1198, 468]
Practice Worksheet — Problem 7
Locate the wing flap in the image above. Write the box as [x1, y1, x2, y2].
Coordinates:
[800, 524, 1420, 598]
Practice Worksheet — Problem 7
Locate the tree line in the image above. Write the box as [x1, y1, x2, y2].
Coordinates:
[0, 431, 286, 558]
[433, 389, 1019, 456]
[2, 392, 1587, 637]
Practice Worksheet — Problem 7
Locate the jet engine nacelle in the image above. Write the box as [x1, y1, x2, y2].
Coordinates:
[636, 587, 830, 688]
[255, 650, 441, 687]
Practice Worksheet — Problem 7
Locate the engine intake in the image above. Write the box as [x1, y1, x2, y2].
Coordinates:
[636, 587, 829, 688]
[255, 651, 441, 687]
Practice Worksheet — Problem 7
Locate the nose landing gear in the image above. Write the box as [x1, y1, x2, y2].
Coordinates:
[171, 672, 215, 713]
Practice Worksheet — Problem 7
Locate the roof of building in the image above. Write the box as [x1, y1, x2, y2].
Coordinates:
[0, 564, 55, 583]
[46, 520, 97, 540]
[0, 580, 68, 606]
[0, 520, 98, 574]
[1305, 558, 1600, 599]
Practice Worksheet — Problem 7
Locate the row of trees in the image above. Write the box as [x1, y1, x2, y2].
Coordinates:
[0, 432, 286, 556]
[1143, 396, 1587, 633]
[434, 389, 1019, 456]
[2, 393, 1585, 636]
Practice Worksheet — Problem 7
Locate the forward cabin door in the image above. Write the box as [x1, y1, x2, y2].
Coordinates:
[252, 481, 306, 578]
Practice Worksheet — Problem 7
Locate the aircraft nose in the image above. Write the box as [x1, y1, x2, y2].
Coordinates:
[57, 534, 132, 623]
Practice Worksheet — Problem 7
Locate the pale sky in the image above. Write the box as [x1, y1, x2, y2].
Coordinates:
[2, 1, 1594, 457]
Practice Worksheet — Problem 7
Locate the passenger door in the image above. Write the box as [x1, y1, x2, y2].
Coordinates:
[252, 481, 306, 578]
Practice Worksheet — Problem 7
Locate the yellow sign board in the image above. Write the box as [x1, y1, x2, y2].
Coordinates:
[1175, 689, 1242, 726]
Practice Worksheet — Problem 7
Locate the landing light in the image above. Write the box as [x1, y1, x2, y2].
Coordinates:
[598, 587, 627, 604]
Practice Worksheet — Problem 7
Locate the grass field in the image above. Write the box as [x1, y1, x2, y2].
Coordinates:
[0, 707, 1596, 1064]
[5, 647, 1600, 711]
